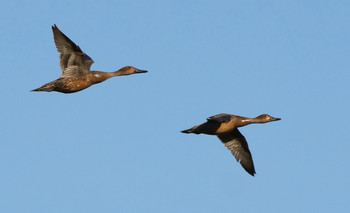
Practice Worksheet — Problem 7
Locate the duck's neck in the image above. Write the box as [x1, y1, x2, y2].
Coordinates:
[236, 117, 265, 127]
[111, 70, 128, 77]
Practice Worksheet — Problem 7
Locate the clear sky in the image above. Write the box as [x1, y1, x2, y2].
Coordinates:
[1, 0, 349, 212]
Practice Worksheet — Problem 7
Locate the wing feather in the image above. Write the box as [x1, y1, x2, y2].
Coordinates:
[218, 128, 256, 176]
[51, 25, 94, 77]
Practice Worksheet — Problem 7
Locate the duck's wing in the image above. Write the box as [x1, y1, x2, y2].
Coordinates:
[207, 113, 232, 123]
[52, 25, 94, 77]
[217, 128, 256, 176]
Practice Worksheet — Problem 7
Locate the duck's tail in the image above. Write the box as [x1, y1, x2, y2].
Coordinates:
[31, 84, 54, 92]
[31, 88, 44, 92]
[31, 88, 48, 92]
[181, 125, 201, 134]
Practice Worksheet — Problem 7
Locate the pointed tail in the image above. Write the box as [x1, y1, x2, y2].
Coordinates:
[181, 125, 201, 134]
[31, 87, 44, 92]
[31, 84, 53, 92]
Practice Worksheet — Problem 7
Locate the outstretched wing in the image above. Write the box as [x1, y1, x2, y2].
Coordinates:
[52, 25, 94, 77]
[218, 128, 256, 176]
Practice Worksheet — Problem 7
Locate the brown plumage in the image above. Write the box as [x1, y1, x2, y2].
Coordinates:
[32, 25, 147, 93]
[181, 113, 281, 176]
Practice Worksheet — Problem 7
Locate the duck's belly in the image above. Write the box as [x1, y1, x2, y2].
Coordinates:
[56, 78, 93, 93]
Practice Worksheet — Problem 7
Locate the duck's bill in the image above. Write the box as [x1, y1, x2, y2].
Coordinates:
[270, 117, 281, 121]
[135, 68, 148, 74]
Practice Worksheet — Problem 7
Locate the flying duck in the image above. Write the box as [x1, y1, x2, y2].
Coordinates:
[32, 25, 147, 93]
[181, 113, 281, 176]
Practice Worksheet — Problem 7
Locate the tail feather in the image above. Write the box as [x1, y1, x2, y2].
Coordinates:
[31, 84, 54, 92]
[181, 125, 201, 134]
[181, 128, 193, 134]
[181, 121, 221, 135]
[31, 87, 44, 92]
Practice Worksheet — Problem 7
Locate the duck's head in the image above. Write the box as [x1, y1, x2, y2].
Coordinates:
[117, 66, 148, 75]
[256, 114, 281, 123]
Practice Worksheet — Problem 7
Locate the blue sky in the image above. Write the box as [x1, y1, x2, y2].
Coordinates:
[1, 0, 350, 212]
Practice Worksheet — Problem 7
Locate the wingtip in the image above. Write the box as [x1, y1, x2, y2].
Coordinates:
[247, 169, 256, 176]
[52, 24, 58, 31]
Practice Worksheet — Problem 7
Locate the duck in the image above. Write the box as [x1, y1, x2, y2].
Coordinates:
[181, 113, 281, 176]
[32, 25, 147, 93]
